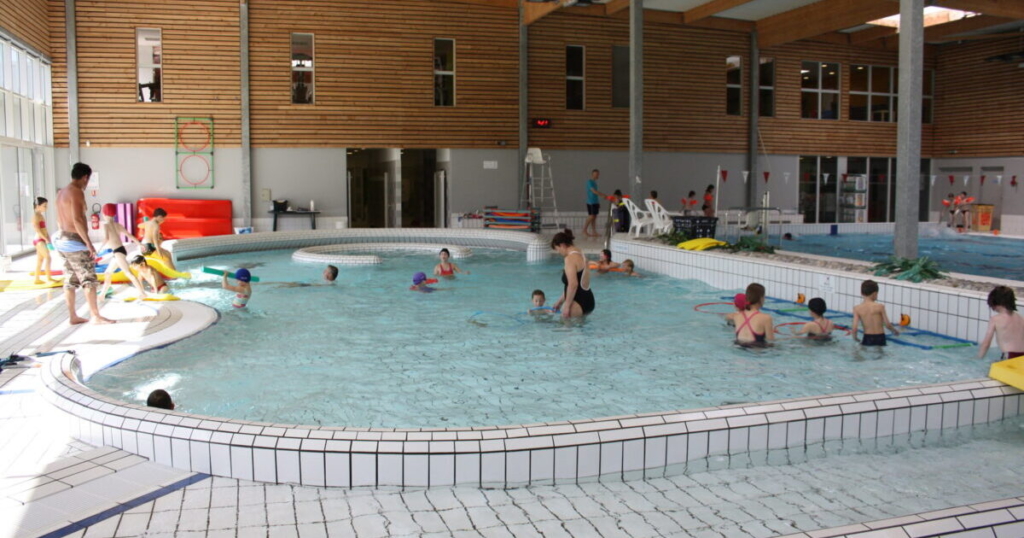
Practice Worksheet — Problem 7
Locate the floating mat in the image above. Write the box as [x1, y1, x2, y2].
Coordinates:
[107, 256, 191, 284]
[0, 279, 63, 292]
[123, 294, 179, 302]
[990, 356, 1024, 391]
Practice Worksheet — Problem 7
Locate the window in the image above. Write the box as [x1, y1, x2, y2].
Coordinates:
[799, 156, 839, 223]
[136, 28, 161, 103]
[922, 70, 934, 124]
[612, 45, 629, 108]
[851, 65, 934, 124]
[291, 33, 314, 104]
[759, 57, 774, 117]
[726, 56, 741, 116]
[433, 38, 455, 107]
[566, 45, 584, 110]
[801, 61, 839, 120]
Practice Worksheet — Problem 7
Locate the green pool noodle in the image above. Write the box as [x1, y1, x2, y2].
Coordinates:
[202, 266, 261, 283]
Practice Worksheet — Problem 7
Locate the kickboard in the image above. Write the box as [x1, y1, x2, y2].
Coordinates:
[990, 356, 1024, 391]
[0, 279, 63, 292]
[123, 294, 180, 302]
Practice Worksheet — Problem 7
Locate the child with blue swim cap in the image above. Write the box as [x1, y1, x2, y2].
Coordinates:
[223, 268, 253, 308]
[410, 271, 438, 293]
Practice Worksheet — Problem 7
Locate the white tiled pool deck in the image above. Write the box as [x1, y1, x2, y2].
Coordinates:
[3, 229, 1024, 537]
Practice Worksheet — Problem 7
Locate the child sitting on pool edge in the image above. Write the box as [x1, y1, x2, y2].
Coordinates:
[410, 272, 438, 292]
[852, 279, 899, 345]
[797, 297, 834, 339]
[977, 286, 1024, 360]
[222, 268, 253, 308]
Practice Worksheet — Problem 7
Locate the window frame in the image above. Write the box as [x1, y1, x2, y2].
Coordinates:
[433, 38, 456, 107]
[565, 45, 585, 111]
[800, 61, 840, 120]
[136, 28, 162, 103]
[850, 65, 934, 123]
[758, 57, 775, 118]
[611, 45, 630, 109]
[726, 55, 742, 116]
[290, 32, 315, 105]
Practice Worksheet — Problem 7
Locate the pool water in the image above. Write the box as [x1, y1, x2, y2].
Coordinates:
[88, 249, 996, 428]
[779, 228, 1024, 281]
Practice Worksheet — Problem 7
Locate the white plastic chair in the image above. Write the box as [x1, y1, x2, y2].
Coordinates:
[621, 198, 655, 238]
[645, 199, 675, 235]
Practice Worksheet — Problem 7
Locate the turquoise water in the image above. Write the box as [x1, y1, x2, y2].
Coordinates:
[779, 229, 1024, 281]
[87, 249, 995, 428]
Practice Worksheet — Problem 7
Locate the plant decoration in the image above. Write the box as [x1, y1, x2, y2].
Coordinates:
[655, 230, 691, 246]
[723, 236, 775, 254]
[872, 256, 948, 283]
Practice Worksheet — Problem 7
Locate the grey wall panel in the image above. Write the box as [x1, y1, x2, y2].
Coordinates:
[252, 148, 346, 217]
[448, 148, 519, 213]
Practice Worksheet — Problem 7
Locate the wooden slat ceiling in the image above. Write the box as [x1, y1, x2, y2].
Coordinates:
[527, 0, 1023, 49]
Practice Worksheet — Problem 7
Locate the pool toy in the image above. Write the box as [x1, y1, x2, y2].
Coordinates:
[588, 262, 626, 273]
[123, 294, 180, 302]
[530, 306, 557, 313]
[993, 230, 1001, 236]
[694, 302, 736, 315]
[900, 314, 911, 326]
[989, 356, 1024, 391]
[0, 279, 63, 292]
[677, 238, 726, 251]
[796, 293, 806, 304]
[108, 257, 192, 284]
[201, 266, 261, 283]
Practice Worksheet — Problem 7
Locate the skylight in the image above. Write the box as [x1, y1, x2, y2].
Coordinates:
[868, 7, 978, 30]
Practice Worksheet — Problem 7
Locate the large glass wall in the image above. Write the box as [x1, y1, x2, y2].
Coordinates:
[0, 37, 54, 257]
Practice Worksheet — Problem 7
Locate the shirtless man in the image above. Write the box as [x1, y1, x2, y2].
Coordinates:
[851, 280, 899, 345]
[55, 163, 113, 325]
[140, 208, 176, 270]
[977, 286, 1024, 360]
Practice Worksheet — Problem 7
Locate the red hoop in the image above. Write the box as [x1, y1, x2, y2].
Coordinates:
[179, 121, 211, 152]
[694, 302, 735, 315]
[178, 154, 211, 186]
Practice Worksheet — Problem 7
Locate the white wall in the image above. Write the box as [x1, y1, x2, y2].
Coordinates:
[447, 148, 519, 213]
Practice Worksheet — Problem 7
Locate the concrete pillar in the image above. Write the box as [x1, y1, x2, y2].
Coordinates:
[65, 0, 80, 164]
[895, 0, 923, 258]
[629, 0, 643, 201]
[518, 5, 528, 206]
[747, 31, 759, 208]
[240, 0, 252, 227]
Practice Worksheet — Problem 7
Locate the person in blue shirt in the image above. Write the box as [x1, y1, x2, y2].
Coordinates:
[583, 169, 606, 238]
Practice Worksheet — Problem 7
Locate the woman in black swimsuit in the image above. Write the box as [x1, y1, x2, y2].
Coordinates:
[550, 229, 595, 318]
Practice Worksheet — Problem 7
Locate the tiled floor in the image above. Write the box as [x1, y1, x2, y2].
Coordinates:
[4, 250, 1024, 538]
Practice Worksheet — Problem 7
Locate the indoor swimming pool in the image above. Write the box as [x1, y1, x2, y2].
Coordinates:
[87, 249, 996, 429]
[779, 229, 1024, 281]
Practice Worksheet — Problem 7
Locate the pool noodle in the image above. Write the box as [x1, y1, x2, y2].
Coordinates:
[201, 266, 261, 283]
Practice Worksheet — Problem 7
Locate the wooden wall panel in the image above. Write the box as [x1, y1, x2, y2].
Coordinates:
[247, 0, 519, 148]
[72, 0, 242, 147]
[933, 37, 1024, 158]
[49, 0, 68, 148]
[0, 0, 51, 55]
[528, 12, 937, 157]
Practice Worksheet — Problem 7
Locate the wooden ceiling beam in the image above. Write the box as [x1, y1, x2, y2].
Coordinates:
[443, 0, 519, 8]
[682, 0, 757, 24]
[685, 16, 754, 33]
[931, 0, 1024, 20]
[524, 0, 566, 25]
[848, 25, 899, 43]
[604, 0, 630, 16]
[923, 14, 1014, 41]
[757, 0, 899, 48]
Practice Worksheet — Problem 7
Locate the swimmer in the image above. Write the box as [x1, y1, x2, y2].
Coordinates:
[796, 297, 834, 339]
[593, 249, 620, 273]
[852, 279, 899, 345]
[530, 289, 556, 314]
[147, 389, 175, 410]
[222, 268, 253, 308]
[977, 286, 1024, 360]
[434, 248, 469, 278]
[735, 283, 773, 346]
[130, 255, 169, 294]
[723, 293, 746, 327]
[270, 265, 339, 288]
[324, 265, 339, 282]
[620, 259, 641, 277]
[410, 272, 439, 293]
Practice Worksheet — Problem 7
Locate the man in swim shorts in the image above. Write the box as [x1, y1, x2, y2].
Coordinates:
[55, 163, 113, 325]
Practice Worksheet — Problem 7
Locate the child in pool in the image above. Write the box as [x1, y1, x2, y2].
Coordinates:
[98, 203, 147, 300]
[410, 272, 438, 292]
[852, 279, 899, 345]
[434, 248, 469, 278]
[592, 249, 620, 273]
[530, 289, 556, 314]
[735, 283, 774, 346]
[130, 255, 169, 294]
[147, 389, 174, 410]
[620, 259, 641, 277]
[977, 286, 1024, 360]
[723, 293, 746, 327]
[222, 268, 252, 308]
[31, 197, 58, 285]
[797, 297, 834, 339]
